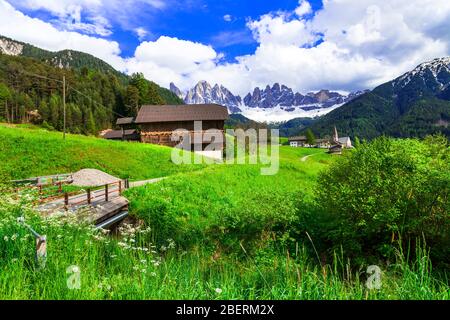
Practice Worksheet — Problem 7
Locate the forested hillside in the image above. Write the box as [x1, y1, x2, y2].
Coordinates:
[307, 58, 450, 139]
[0, 36, 183, 134]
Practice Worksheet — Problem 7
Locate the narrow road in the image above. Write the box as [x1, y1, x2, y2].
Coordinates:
[301, 152, 325, 162]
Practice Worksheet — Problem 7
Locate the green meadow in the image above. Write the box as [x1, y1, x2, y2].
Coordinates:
[0, 124, 448, 299]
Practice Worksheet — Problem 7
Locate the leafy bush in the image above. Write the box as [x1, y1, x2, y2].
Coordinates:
[316, 136, 449, 265]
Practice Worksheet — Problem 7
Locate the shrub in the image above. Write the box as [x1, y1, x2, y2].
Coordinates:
[316, 136, 449, 265]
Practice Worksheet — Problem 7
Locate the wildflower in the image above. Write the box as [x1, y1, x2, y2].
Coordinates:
[140, 259, 147, 264]
[110, 255, 117, 259]
[215, 288, 222, 294]
[151, 272, 157, 277]
[133, 266, 139, 271]
[11, 258, 18, 263]
[3, 236, 8, 242]
[11, 234, 18, 241]
[141, 269, 147, 274]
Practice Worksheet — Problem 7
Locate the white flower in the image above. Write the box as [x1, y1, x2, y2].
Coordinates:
[3, 236, 8, 241]
[141, 269, 147, 273]
[72, 266, 80, 273]
[11, 234, 18, 241]
[215, 288, 223, 294]
[151, 272, 157, 277]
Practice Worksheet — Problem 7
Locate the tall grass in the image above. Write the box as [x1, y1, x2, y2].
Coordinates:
[0, 200, 447, 300]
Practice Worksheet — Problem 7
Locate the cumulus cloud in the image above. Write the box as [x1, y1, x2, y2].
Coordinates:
[8, 0, 166, 37]
[0, 0, 125, 69]
[2, 0, 450, 97]
[295, 0, 312, 17]
[132, 0, 450, 95]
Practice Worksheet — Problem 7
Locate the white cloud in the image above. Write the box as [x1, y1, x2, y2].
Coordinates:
[0, 0, 125, 69]
[129, 0, 450, 96]
[8, 0, 166, 37]
[223, 14, 232, 22]
[2, 0, 450, 98]
[134, 27, 149, 41]
[295, 0, 312, 17]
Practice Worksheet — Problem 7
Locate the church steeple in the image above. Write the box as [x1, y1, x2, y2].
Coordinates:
[333, 126, 339, 143]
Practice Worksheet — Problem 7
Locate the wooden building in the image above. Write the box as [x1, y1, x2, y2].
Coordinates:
[103, 129, 139, 141]
[288, 136, 308, 147]
[116, 104, 229, 151]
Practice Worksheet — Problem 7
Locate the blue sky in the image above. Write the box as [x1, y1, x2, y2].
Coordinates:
[1, 0, 450, 96]
[12, 0, 323, 61]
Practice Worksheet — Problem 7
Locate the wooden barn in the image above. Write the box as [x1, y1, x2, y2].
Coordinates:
[116, 104, 229, 151]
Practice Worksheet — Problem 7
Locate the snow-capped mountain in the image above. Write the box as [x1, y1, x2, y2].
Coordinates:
[393, 57, 450, 91]
[171, 81, 368, 122]
[172, 81, 243, 113]
[309, 56, 450, 139]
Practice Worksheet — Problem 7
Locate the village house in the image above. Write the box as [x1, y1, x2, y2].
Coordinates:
[288, 136, 308, 147]
[315, 138, 332, 148]
[113, 104, 229, 158]
[102, 129, 140, 141]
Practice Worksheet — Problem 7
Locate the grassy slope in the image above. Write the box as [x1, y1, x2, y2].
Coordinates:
[0, 124, 203, 181]
[0, 126, 448, 299]
[125, 147, 331, 247]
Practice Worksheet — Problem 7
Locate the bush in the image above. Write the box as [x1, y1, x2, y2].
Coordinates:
[316, 136, 449, 265]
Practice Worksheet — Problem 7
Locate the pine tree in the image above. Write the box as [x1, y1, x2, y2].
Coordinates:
[86, 109, 97, 135]
[306, 129, 316, 146]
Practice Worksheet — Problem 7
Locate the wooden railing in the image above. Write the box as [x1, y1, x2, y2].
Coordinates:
[14, 179, 129, 208]
[66, 180, 126, 207]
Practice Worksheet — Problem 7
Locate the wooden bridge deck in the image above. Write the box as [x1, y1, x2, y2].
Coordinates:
[35, 177, 166, 228]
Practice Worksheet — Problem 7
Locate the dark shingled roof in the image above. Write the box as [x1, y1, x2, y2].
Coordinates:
[116, 117, 135, 125]
[103, 129, 137, 139]
[135, 104, 229, 123]
[288, 136, 307, 142]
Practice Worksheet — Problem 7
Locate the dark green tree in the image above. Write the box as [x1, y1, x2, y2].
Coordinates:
[306, 129, 316, 145]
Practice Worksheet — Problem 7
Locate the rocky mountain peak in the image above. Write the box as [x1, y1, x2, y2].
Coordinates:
[0, 37, 23, 56]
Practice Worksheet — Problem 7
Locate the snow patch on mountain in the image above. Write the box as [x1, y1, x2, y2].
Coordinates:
[395, 57, 450, 89]
[239, 103, 345, 122]
[171, 81, 368, 122]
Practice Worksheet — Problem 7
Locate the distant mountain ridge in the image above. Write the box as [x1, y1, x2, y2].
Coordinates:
[308, 57, 450, 139]
[170, 81, 368, 122]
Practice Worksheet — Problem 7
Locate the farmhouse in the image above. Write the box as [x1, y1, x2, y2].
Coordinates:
[103, 129, 139, 141]
[315, 138, 332, 148]
[114, 104, 229, 154]
[288, 136, 307, 147]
